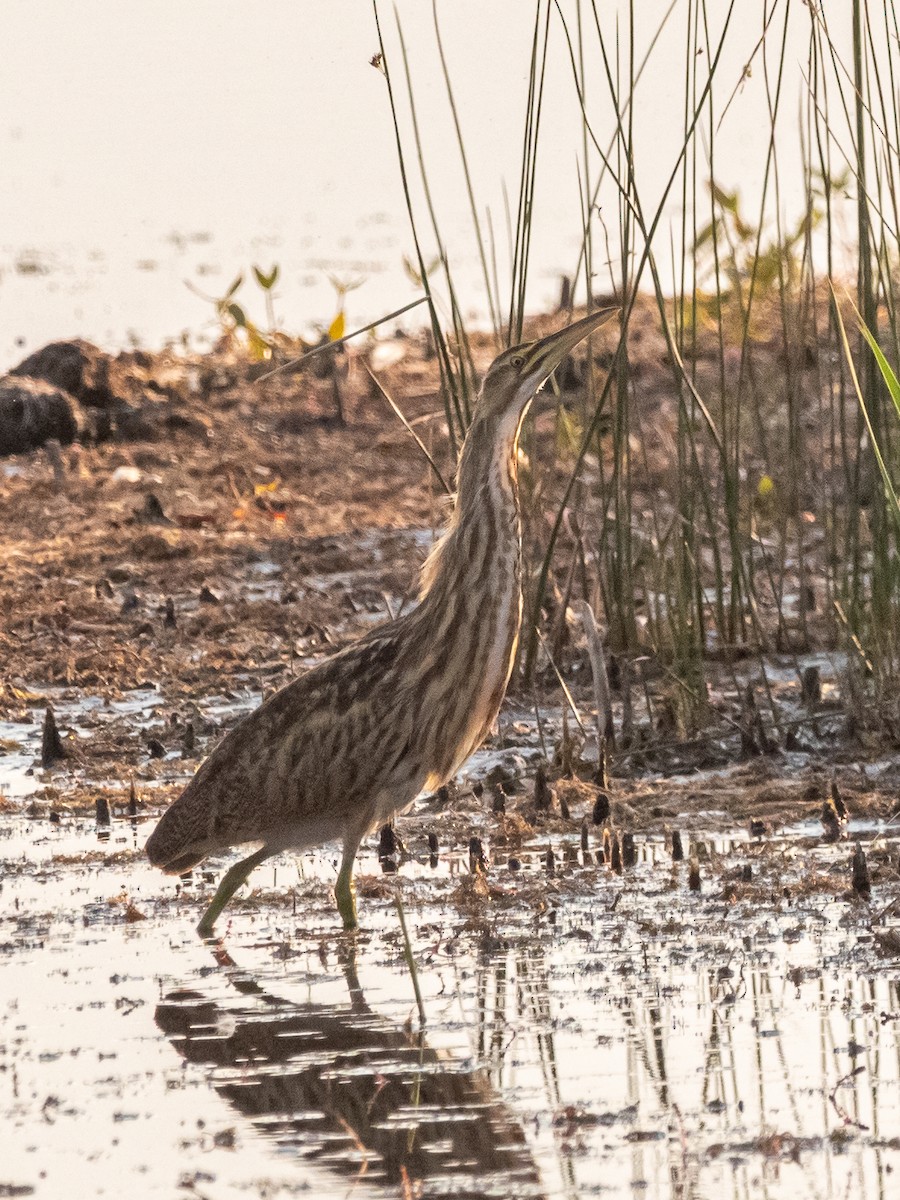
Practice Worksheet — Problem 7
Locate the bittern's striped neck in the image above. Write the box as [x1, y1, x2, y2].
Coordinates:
[412, 398, 527, 785]
[420, 400, 528, 601]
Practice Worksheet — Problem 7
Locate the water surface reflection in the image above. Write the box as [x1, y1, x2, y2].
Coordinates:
[156, 949, 544, 1198]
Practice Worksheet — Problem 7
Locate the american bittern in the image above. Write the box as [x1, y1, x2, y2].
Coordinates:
[145, 308, 616, 934]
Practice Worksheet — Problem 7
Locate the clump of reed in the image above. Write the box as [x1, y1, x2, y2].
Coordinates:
[372, 0, 900, 746]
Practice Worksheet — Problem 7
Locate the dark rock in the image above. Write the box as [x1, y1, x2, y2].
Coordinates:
[0, 376, 79, 456]
[10, 339, 153, 441]
[13, 339, 121, 411]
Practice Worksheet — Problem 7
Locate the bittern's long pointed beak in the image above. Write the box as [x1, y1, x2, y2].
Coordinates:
[523, 306, 618, 392]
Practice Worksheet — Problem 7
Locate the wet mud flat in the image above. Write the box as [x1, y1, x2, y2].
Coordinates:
[3, 544, 900, 1200]
[2, 743, 900, 1199]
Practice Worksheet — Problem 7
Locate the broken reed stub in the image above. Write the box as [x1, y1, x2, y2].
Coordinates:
[622, 832, 637, 869]
[95, 794, 111, 826]
[595, 738, 610, 790]
[378, 822, 397, 860]
[491, 782, 506, 814]
[688, 858, 702, 892]
[821, 797, 845, 844]
[800, 664, 821, 707]
[545, 845, 556, 875]
[851, 844, 871, 900]
[469, 836, 487, 874]
[580, 819, 590, 853]
[163, 597, 177, 629]
[592, 791, 611, 825]
[182, 721, 195, 753]
[671, 830, 685, 862]
[610, 833, 623, 875]
[831, 777, 848, 820]
[533, 763, 553, 811]
[41, 705, 65, 768]
[127, 780, 138, 818]
[559, 792, 571, 820]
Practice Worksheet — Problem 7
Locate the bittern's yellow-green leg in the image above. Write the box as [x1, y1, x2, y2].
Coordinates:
[334, 846, 358, 931]
[196, 846, 271, 937]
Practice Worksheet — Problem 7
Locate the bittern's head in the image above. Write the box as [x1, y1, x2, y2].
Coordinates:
[477, 307, 618, 427]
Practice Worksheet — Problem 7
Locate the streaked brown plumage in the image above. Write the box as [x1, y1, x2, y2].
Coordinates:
[145, 309, 616, 934]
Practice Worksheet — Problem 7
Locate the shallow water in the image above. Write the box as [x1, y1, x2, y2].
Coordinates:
[0, 3, 858, 370]
[1, 802, 898, 1200]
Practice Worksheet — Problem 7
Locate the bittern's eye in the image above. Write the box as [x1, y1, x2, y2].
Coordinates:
[510, 353, 525, 368]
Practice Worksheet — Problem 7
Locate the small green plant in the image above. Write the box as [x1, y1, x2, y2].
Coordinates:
[187, 270, 273, 360]
[322, 273, 364, 345]
[693, 176, 844, 302]
[253, 264, 280, 337]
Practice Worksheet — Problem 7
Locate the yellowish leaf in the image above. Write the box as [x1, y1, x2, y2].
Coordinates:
[328, 311, 345, 341]
[245, 324, 272, 362]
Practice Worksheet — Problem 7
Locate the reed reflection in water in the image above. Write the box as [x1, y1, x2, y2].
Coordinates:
[156, 950, 544, 1199]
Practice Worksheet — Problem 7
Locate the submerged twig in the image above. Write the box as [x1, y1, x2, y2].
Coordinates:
[395, 891, 427, 1028]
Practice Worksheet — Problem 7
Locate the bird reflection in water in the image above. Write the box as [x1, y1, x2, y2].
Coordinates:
[155, 948, 544, 1198]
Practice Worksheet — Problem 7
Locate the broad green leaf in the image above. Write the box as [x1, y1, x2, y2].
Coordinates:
[857, 313, 900, 423]
[227, 302, 247, 328]
[833, 290, 900, 531]
[224, 273, 243, 300]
